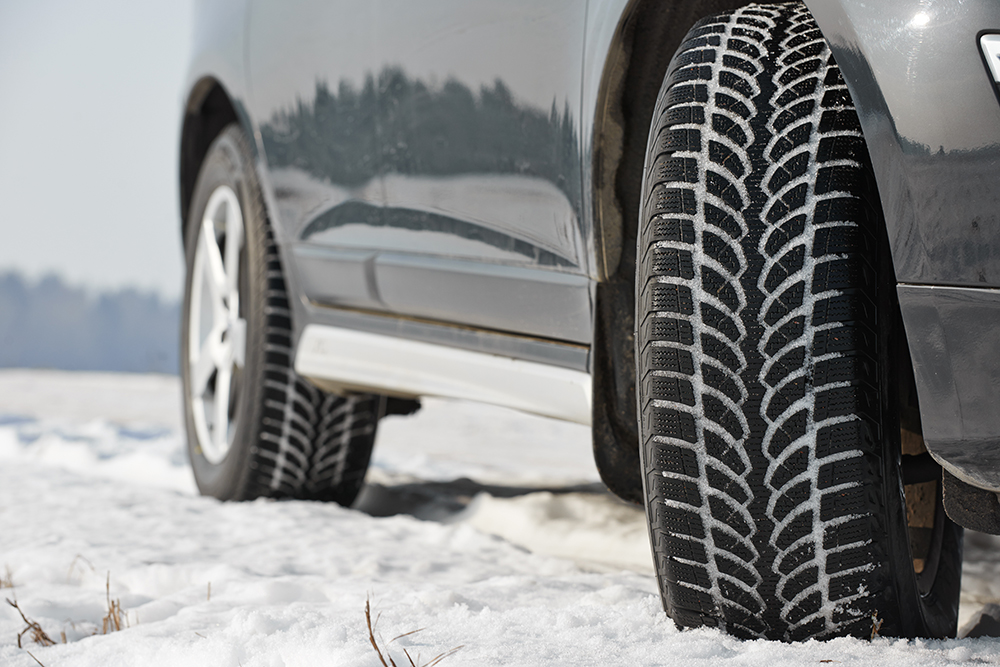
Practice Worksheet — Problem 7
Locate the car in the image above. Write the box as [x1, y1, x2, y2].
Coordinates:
[177, 0, 1000, 642]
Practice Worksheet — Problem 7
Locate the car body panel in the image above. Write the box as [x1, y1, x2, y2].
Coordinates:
[898, 284, 1000, 492]
[807, 0, 1000, 491]
[244, 0, 592, 346]
[806, 0, 1000, 288]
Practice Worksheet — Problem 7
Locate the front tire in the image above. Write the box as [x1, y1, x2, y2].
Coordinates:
[636, 3, 961, 640]
[181, 124, 381, 505]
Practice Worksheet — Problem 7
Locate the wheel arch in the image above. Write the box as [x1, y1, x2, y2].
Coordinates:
[179, 78, 241, 244]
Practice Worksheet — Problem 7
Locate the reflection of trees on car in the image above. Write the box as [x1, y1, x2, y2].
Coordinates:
[260, 68, 582, 214]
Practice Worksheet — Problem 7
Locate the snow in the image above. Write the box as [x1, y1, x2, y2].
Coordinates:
[1, 370, 999, 666]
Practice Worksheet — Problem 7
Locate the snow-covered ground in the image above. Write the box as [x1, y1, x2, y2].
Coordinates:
[1, 370, 999, 666]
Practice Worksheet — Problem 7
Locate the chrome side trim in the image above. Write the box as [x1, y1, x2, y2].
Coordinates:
[294, 324, 593, 425]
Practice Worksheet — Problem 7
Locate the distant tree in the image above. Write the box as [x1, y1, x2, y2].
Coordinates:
[0, 272, 179, 374]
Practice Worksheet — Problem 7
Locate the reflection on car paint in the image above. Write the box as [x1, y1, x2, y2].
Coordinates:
[260, 71, 582, 263]
[300, 200, 576, 268]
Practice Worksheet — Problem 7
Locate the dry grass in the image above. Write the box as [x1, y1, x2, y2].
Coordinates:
[66, 554, 94, 583]
[0, 565, 14, 589]
[6, 598, 55, 648]
[365, 597, 462, 667]
[101, 572, 128, 634]
[870, 611, 884, 641]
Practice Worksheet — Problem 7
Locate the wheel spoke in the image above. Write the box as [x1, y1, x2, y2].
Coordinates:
[191, 333, 220, 396]
[213, 358, 232, 452]
[200, 220, 228, 306]
[223, 196, 243, 300]
[230, 318, 247, 368]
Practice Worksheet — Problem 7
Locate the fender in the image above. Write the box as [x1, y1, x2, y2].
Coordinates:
[808, 0, 1000, 492]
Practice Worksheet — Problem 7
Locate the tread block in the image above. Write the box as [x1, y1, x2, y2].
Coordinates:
[712, 527, 756, 565]
[818, 108, 861, 133]
[709, 140, 746, 178]
[771, 100, 816, 133]
[702, 363, 743, 403]
[711, 114, 749, 148]
[665, 105, 707, 127]
[763, 317, 806, 356]
[648, 217, 696, 245]
[767, 152, 810, 193]
[763, 214, 807, 256]
[657, 504, 708, 539]
[703, 394, 744, 439]
[707, 466, 750, 505]
[649, 184, 698, 217]
[814, 420, 873, 458]
[777, 542, 815, 576]
[655, 529, 709, 564]
[648, 375, 697, 406]
[703, 202, 743, 238]
[702, 266, 742, 311]
[701, 303, 742, 342]
[663, 556, 712, 589]
[646, 282, 695, 315]
[714, 93, 752, 120]
[706, 431, 748, 476]
[716, 553, 758, 588]
[775, 510, 813, 549]
[646, 406, 698, 443]
[769, 446, 809, 491]
[706, 170, 745, 210]
[823, 515, 869, 550]
[647, 344, 696, 375]
[666, 84, 710, 108]
[700, 332, 742, 373]
[646, 315, 696, 345]
[820, 484, 866, 521]
[654, 155, 700, 185]
[812, 325, 874, 357]
[764, 245, 806, 292]
[772, 481, 812, 522]
[652, 440, 701, 477]
[703, 231, 742, 274]
[766, 409, 809, 458]
[653, 474, 704, 507]
[676, 48, 718, 68]
[769, 122, 813, 161]
[815, 164, 865, 195]
[651, 246, 696, 279]
[813, 356, 876, 388]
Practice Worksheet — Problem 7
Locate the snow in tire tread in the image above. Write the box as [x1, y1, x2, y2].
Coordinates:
[638, 2, 883, 640]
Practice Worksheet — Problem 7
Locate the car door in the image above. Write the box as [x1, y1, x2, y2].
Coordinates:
[364, 1, 591, 344]
[248, 1, 590, 344]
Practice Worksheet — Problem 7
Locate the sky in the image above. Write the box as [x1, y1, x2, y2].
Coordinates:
[0, 0, 193, 300]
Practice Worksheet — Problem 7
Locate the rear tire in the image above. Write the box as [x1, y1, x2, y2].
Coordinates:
[181, 124, 382, 505]
[636, 3, 961, 640]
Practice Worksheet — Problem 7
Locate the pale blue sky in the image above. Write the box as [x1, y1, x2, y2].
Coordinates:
[0, 0, 193, 299]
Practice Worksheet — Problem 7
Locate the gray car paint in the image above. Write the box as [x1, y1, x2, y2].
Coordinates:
[806, 0, 1000, 491]
[244, 0, 593, 345]
[899, 284, 1000, 491]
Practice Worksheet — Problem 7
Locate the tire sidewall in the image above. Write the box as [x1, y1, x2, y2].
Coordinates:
[181, 125, 269, 500]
